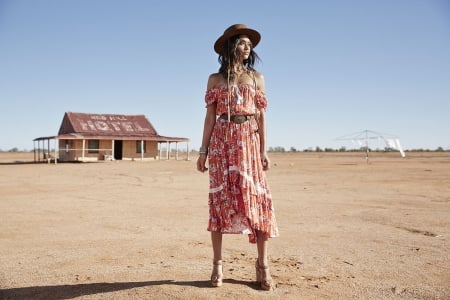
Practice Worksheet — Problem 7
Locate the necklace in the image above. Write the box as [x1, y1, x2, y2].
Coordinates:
[231, 69, 253, 86]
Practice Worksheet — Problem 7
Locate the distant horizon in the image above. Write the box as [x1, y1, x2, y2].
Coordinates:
[2, 144, 448, 153]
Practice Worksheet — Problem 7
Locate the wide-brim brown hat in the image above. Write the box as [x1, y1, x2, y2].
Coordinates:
[214, 24, 261, 54]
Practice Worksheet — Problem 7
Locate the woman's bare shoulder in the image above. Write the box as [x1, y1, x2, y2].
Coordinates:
[252, 71, 266, 92]
[253, 70, 265, 80]
[207, 73, 225, 90]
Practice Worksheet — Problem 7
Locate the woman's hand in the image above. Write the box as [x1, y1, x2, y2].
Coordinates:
[261, 152, 270, 171]
[197, 154, 208, 172]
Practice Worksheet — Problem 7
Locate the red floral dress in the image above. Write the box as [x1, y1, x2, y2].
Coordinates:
[205, 83, 279, 243]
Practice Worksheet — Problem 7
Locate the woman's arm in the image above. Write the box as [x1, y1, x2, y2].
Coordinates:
[200, 104, 217, 152]
[197, 104, 216, 172]
[257, 107, 270, 171]
[197, 74, 219, 172]
[255, 72, 270, 171]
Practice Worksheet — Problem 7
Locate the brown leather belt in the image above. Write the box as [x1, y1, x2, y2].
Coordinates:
[219, 114, 253, 124]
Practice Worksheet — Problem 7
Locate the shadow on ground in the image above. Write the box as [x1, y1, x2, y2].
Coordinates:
[0, 279, 257, 299]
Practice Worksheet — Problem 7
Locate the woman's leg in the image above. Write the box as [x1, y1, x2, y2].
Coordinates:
[210, 231, 223, 287]
[256, 230, 269, 266]
[211, 231, 223, 261]
[256, 230, 273, 290]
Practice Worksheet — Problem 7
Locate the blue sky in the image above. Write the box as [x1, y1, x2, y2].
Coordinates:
[1, 0, 449, 151]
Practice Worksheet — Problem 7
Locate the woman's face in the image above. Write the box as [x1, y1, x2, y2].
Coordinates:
[236, 35, 252, 61]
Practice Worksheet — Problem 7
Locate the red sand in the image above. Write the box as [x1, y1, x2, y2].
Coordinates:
[1, 152, 449, 299]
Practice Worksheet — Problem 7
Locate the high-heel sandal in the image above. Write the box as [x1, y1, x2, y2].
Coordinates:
[211, 260, 223, 287]
[255, 259, 274, 291]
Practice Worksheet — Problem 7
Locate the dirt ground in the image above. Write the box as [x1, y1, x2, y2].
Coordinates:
[0, 151, 449, 300]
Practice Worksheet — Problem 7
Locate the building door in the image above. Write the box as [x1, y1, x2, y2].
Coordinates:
[114, 140, 123, 160]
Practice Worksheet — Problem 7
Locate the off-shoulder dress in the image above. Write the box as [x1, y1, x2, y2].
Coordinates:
[204, 83, 279, 243]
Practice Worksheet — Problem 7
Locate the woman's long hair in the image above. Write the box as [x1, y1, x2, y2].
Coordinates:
[218, 35, 261, 82]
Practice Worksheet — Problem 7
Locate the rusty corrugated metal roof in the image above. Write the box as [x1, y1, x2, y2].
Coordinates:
[34, 112, 189, 143]
[58, 112, 159, 137]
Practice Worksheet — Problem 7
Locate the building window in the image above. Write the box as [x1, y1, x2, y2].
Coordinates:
[88, 140, 100, 153]
[136, 141, 146, 153]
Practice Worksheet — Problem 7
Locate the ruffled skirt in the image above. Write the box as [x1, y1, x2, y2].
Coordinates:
[207, 118, 279, 243]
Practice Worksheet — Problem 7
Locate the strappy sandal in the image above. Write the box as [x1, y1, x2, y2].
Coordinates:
[255, 259, 274, 291]
[211, 260, 223, 287]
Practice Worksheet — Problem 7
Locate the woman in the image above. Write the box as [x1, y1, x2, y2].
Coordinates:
[197, 24, 279, 290]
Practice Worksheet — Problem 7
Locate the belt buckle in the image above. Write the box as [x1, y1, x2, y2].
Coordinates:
[234, 115, 246, 124]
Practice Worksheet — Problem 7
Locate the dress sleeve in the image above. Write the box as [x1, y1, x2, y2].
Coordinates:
[255, 90, 268, 109]
[205, 88, 219, 106]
